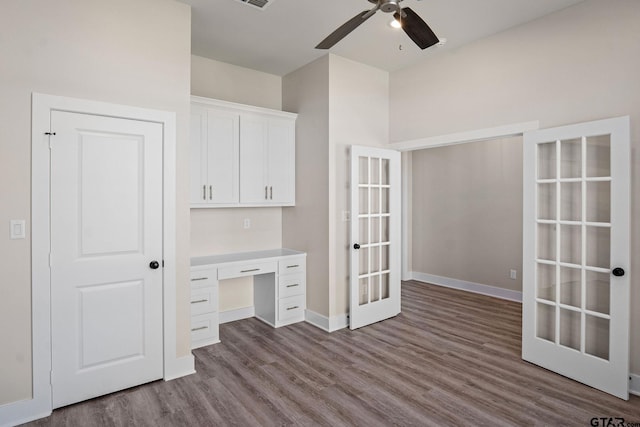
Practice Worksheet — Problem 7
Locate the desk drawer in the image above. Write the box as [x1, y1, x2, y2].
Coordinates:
[191, 312, 219, 343]
[278, 257, 305, 275]
[190, 268, 217, 289]
[218, 261, 277, 280]
[190, 286, 217, 316]
[278, 273, 306, 299]
[278, 294, 305, 322]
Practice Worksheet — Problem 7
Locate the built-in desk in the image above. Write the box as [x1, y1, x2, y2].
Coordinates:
[190, 249, 306, 349]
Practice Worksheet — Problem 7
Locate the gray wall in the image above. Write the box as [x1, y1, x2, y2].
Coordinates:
[411, 137, 523, 291]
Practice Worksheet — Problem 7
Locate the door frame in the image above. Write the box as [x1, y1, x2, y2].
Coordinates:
[25, 93, 190, 420]
[391, 120, 540, 281]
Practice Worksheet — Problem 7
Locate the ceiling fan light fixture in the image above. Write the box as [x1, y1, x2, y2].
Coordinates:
[390, 18, 402, 29]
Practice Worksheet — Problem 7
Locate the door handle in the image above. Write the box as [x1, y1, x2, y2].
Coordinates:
[353, 243, 361, 250]
[203, 185, 206, 200]
[270, 186, 273, 200]
[265, 185, 268, 200]
[149, 260, 160, 269]
[209, 185, 213, 200]
[612, 267, 625, 277]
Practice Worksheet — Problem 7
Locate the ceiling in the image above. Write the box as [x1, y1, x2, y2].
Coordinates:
[179, 0, 584, 76]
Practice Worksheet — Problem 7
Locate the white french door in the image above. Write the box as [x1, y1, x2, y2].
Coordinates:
[350, 146, 401, 330]
[50, 111, 164, 408]
[522, 116, 630, 399]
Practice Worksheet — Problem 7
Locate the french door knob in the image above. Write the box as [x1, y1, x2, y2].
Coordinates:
[612, 267, 625, 277]
[353, 243, 361, 250]
[149, 260, 160, 270]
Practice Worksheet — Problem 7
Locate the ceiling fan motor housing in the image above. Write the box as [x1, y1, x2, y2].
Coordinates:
[380, 0, 401, 13]
[368, 0, 402, 13]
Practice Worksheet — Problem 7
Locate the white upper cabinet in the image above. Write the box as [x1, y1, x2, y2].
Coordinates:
[190, 105, 240, 206]
[240, 114, 295, 205]
[190, 96, 297, 208]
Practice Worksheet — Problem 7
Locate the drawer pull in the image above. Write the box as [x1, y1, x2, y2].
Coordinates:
[241, 268, 260, 273]
[286, 306, 300, 311]
[191, 299, 208, 304]
[191, 326, 208, 332]
[286, 264, 300, 269]
[286, 284, 299, 288]
[191, 277, 208, 281]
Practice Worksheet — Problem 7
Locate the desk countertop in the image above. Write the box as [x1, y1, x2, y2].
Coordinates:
[191, 248, 306, 267]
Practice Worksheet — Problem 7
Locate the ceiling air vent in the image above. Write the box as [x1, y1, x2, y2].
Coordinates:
[233, 0, 273, 10]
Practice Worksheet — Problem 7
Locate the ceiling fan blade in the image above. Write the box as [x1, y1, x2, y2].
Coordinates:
[316, 9, 376, 49]
[394, 7, 439, 50]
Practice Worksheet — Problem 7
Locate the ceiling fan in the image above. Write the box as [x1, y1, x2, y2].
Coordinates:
[316, 0, 439, 50]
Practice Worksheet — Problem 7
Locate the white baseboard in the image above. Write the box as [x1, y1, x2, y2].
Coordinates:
[305, 309, 348, 332]
[219, 306, 255, 324]
[630, 374, 640, 397]
[164, 354, 195, 381]
[410, 271, 523, 303]
[0, 398, 50, 427]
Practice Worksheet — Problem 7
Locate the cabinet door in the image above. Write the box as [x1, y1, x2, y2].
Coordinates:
[240, 114, 268, 204]
[206, 109, 239, 204]
[190, 106, 208, 205]
[267, 118, 295, 205]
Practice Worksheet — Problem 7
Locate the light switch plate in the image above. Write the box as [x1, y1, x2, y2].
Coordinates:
[10, 220, 26, 239]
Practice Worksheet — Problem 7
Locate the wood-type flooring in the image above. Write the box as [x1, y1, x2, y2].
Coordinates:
[25, 280, 640, 426]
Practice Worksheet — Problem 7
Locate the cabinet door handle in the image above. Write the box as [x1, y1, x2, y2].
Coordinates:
[241, 268, 260, 273]
[286, 306, 299, 311]
[270, 186, 273, 200]
[203, 185, 206, 200]
[286, 284, 299, 288]
[286, 264, 299, 269]
[265, 185, 268, 200]
[209, 185, 213, 200]
[191, 326, 208, 332]
[191, 277, 208, 281]
[191, 299, 208, 304]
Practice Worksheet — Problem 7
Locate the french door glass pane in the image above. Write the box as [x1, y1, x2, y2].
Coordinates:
[359, 218, 369, 244]
[371, 217, 380, 243]
[380, 188, 389, 214]
[370, 275, 380, 302]
[359, 157, 369, 185]
[538, 142, 557, 179]
[359, 278, 369, 305]
[537, 263, 556, 302]
[561, 182, 581, 221]
[537, 303, 556, 342]
[538, 184, 556, 220]
[585, 315, 610, 360]
[586, 271, 610, 315]
[380, 217, 389, 242]
[359, 247, 369, 276]
[586, 227, 610, 269]
[559, 308, 581, 351]
[371, 188, 380, 214]
[561, 138, 582, 178]
[371, 158, 380, 185]
[560, 225, 581, 265]
[586, 135, 611, 178]
[537, 224, 556, 260]
[359, 188, 368, 214]
[560, 267, 581, 308]
[586, 182, 611, 223]
[380, 159, 389, 185]
[380, 273, 389, 299]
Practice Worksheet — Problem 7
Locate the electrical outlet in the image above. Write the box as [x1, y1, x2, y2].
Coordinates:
[243, 218, 251, 229]
[510, 269, 517, 280]
[10, 220, 25, 239]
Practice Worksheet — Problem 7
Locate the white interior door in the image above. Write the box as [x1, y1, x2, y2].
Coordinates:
[50, 111, 164, 408]
[522, 116, 630, 399]
[350, 145, 401, 330]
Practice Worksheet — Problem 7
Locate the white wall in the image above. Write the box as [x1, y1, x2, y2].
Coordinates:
[390, 0, 640, 372]
[328, 55, 389, 318]
[282, 56, 331, 318]
[190, 55, 284, 312]
[411, 137, 523, 291]
[282, 54, 389, 323]
[0, 0, 192, 406]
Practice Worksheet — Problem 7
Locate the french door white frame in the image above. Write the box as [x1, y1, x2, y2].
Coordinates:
[2, 93, 192, 424]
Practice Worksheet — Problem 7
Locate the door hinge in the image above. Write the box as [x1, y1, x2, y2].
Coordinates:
[49, 253, 52, 267]
[45, 132, 55, 149]
[162, 260, 165, 268]
[50, 370, 53, 385]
